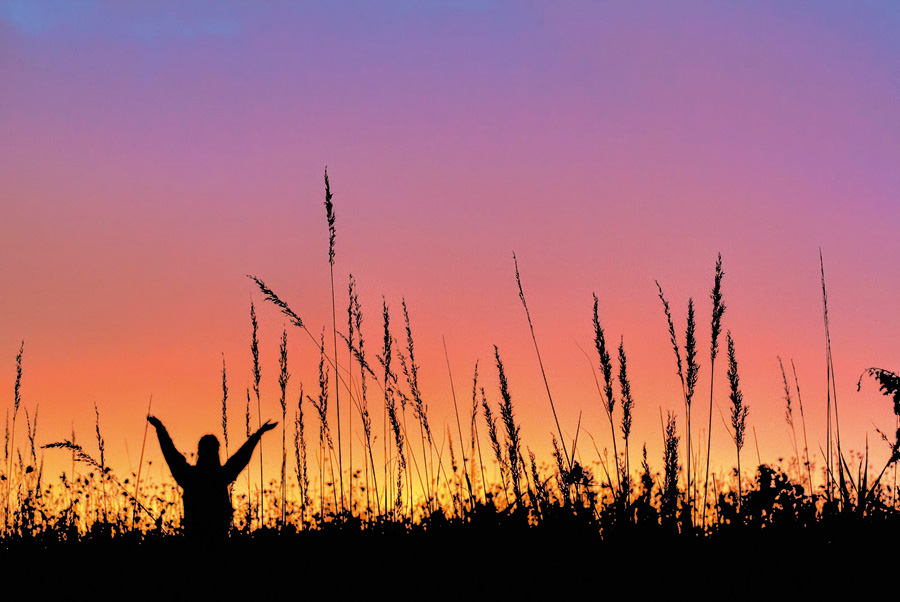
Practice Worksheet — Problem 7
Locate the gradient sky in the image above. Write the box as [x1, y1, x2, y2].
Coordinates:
[2, 1, 899, 494]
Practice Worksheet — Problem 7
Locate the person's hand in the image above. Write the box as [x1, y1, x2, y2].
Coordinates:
[258, 420, 278, 435]
[147, 415, 162, 429]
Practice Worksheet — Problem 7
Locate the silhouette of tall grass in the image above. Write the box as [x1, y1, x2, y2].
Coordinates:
[592, 294, 619, 497]
[514, 253, 570, 471]
[294, 385, 310, 526]
[791, 360, 814, 498]
[323, 168, 345, 516]
[617, 338, 634, 501]
[279, 328, 289, 526]
[820, 249, 843, 505]
[5, 341, 23, 533]
[349, 275, 380, 517]
[662, 411, 680, 529]
[380, 300, 406, 516]
[6, 173, 900, 553]
[494, 346, 524, 507]
[702, 254, 724, 528]
[250, 300, 264, 525]
[726, 331, 748, 511]
[398, 299, 433, 509]
[443, 337, 474, 513]
[779, 357, 801, 484]
[655, 282, 695, 517]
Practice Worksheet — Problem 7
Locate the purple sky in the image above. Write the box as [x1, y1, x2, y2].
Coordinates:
[2, 1, 899, 487]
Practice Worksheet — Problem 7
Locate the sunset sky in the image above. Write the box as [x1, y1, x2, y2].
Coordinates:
[1, 1, 899, 497]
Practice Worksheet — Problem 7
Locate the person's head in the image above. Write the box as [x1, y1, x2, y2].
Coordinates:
[197, 434, 221, 466]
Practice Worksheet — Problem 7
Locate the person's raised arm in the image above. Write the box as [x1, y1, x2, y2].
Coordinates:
[223, 420, 277, 483]
[148, 415, 190, 485]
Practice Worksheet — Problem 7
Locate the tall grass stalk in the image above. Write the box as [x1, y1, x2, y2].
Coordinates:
[779, 357, 801, 484]
[791, 360, 814, 497]
[349, 276, 380, 517]
[221, 354, 229, 456]
[23, 406, 39, 504]
[394, 381, 428, 519]
[444, 337, 474, 511]
[295, 386, 309, 527]
[346, 276, 357, 515]
[133, 395, 152, 531]
[579, 344, 617, 497]
[220, 354, 232, 527]
[513, 253, 570, 470]
[820, 249, 841, 504]
[380, 300, 405, 515]
[495, 346, 524, 507]
[323, 168, 345, 515]
[250, 300, 265, 526]
[684, 299, 699, 515]
[662, 411, 679, 529]
[592, 294, 620, 495]
[3, 409, 6, 520]
[278, 329, 289, 527]
[618, 338, 634, 502]
[310, 332, 338, 514]
[244, 387, 252, 527]
[702, 253, 724, 530]
[6, 342, 23, 533]
[470, 363, 488, 503]
[482, 391, 511, 508]
[655, 283, 690, 510]
[726, 331, 747, 511]
[752, 426, 761, 467]
[398, 300, 433, 509]
[94, 403, 108, 523]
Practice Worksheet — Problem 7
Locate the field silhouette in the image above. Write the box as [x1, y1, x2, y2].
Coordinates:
[3, 172, 900, 582]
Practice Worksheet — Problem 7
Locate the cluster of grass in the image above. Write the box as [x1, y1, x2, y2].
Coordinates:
[3, 170, 900, 556]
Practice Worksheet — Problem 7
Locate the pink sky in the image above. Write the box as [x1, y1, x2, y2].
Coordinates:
[1, 1, 899, 495]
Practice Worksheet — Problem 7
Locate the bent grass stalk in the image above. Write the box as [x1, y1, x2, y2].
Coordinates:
[514, 253, 570, 471]
[43, 441, 155, 523]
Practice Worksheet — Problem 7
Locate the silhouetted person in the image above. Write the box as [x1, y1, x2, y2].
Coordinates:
[148, 415, 277, 539]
